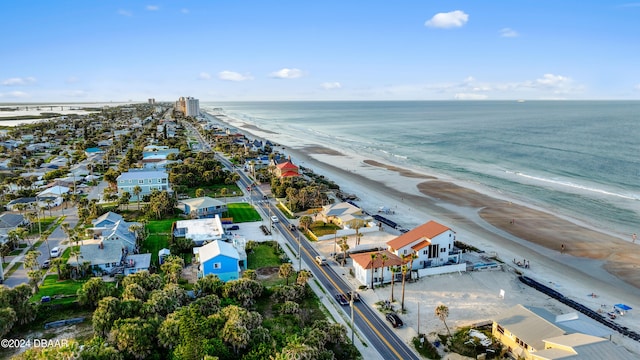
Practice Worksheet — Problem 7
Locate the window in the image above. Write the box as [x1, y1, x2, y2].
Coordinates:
[441, 248, 446, 253]
[128, 179, 132, 183]
[213, 262, 222, 269]
[105, 263, 110, 268]
[161, 178, 167, 183]
[138, 179, 144, 184]
[496, 325, 504, 334]
[157, 178, 161, 183]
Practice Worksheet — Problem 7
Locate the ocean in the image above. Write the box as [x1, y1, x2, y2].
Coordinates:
[203, 101, 640, 238]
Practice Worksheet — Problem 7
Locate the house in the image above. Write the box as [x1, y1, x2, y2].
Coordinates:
[37, 185, 70, 198]
[272, 157, 300, 178]
[89, 212, 139, 252]
[493, 305, 633, 359]
[386, 220, 460, 269]
[72, 240, 150, 276]
[116, 169, 170, 196]
[123, 253, 152, 275]
[195, 240, 241, 281]
[321, 202, 372, 229]
[350, 250, 403, 287]
[173, 215, 225, 246]
[0, 213, 27, 236]
[178, 196, 227, 218]
[7, 196, 61, 211]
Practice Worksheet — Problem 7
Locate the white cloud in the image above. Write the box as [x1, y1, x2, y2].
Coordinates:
[2, 77, 36, 86]
[198, 72, 212, 80]
[270, 68, 304, 79]
[65, 76, 79, 84]
[454, 93, 489, 100]
[320, 82, 342, 90]
[425, 10, 469, 29]
[499, 28, 519, 37]
[0, 91, 29, 98]
[118, 9, 133, 17]
[180, 8, 189, 14]
[146, 5, 159, 11]
[218, 71, 253, 82]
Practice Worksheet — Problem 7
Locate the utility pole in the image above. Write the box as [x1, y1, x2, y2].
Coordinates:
[350, 292, 355, 344]
[298, 232, 302, 272]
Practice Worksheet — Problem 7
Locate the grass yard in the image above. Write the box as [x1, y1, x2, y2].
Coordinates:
[310, 221, 341, 237]
[143, 234, 169, 266]
[29, 274, 85, 304]
[146, 217, 181, 234]
[225, 202, 262, 223]
[247, 241, 283, 269]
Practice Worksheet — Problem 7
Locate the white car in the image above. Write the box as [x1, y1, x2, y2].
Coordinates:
[271, 216, 279, 223]
[50, 247, 61, 258]
[315, 255, 327, 265]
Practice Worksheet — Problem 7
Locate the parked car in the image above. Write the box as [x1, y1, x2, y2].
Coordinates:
[41, 260, 50, 269]
[386, 313, 404, 328]
[50, 247, 61, 258]
[335, 293, 349, 306]
[315, 255, 327, 266]
[271, 216, 279, 223]
[227, 225, 240, 230]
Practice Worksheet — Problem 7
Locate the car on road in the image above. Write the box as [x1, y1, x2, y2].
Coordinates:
[289, 224, 297, 231]
[335, 293, 349, 306]
[41, 260, 51, 269]
[227, 225, 240, 230]
[386, 313, 404, 328]
[315, 255, 327, 265]
[347, 291, 361, 302]
[50, 247, 61, 258]
[271, 216, 279, 223]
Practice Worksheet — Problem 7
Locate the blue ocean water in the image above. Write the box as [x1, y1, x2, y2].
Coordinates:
[202, 101, 640, 238]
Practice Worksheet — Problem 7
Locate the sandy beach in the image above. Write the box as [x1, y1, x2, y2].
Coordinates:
[203, 111, 640, 356]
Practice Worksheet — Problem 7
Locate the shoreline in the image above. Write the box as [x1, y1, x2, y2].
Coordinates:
[202, 110, 640, 300]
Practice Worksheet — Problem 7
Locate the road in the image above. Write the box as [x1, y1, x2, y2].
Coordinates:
[183, 119, 420, 360]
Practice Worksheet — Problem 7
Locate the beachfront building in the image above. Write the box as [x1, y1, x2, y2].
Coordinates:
[175, 96, 200, 117]
[173, 216, 225, 246]
[386, 220, 464, 276]
[178, 196, 227, 219]
[321, 202, 371, 229]
[350, 250, 403, 287]
[493, 305, 633, 359]
[271, 157, 300, 179]
[116, 169, 170, 196]
[194, 240, 242, 281]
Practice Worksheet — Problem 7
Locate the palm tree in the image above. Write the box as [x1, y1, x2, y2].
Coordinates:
[435, 304, 451, 337]
[400, 254, 411, 311]
[296, 269, 312, 286]
[339, 238, 350, 266]
[370, 252, 379, 290]
[390, 265, 399, 302]
[380, 252, 388, 287]
[133, 185, 142, 210]
[279, 263, 294, 286]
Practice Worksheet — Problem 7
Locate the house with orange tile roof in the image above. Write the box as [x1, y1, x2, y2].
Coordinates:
[386, 220, 461, 270]
[350, 250, 403, 287]
[272, 157, 300, 178]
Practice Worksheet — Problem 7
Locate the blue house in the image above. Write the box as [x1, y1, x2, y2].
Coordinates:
[196, 240, 241, 282]
[116, 169, 170, 196]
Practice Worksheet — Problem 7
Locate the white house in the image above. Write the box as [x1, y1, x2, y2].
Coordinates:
[386, 220, 461, 270]
[173, 215, 224, 246]
[350, 250, 403, 287]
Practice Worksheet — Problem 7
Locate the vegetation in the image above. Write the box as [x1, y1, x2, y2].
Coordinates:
[225, 203, 262, 223]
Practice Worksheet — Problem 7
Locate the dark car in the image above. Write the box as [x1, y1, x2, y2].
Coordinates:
[228, 225, 240, 230]
[386, 313, 404, 328]
[335, 293, 349, 306]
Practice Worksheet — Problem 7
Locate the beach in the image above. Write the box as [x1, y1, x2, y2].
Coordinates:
[203, 110, 640, 356]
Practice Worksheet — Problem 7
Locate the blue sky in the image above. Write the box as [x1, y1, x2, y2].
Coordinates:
[1, 1, 640, 102]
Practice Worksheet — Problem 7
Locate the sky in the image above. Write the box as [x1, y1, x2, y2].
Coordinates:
[1, 1, 640, 102]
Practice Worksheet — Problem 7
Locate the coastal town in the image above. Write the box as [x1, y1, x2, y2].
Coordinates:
[1, 99, 639, 360]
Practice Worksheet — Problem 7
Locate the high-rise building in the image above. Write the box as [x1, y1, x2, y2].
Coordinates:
[148, 98, 156, 104]
[175, 96, 199, 117]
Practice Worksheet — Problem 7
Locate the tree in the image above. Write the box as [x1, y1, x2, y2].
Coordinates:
[109, 317, 158, 359]
[194, 274, 224, 297]
[133, 185, 142, 210]
[93, 296, 121, 337]
[435, 304, 452, 337]
[339, 237, 350, 266]
[119, 191, 131, 211]
[279, 263, 294, 286]
[400, 257, 409, 311]
[299, 215, 312, 232]
[195, 188, 205, 198]
[390, 266, 399, 303]
[160, 255, 184, 284]
[380, 252, 388, 288]
[77, 277, 112, 308]
[0, 307, 17, 339]
[370, 252, 379, 290]
[296, 269, 312, 286]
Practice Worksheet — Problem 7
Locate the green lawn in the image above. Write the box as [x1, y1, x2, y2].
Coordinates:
[225, 203, 261, 223]
[143, 234, 169, 266]
[29, 274, 85, 304]
[310, 221, 341, 237]
[247, 242, 282, 269]
[146, 217, 181, 234]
